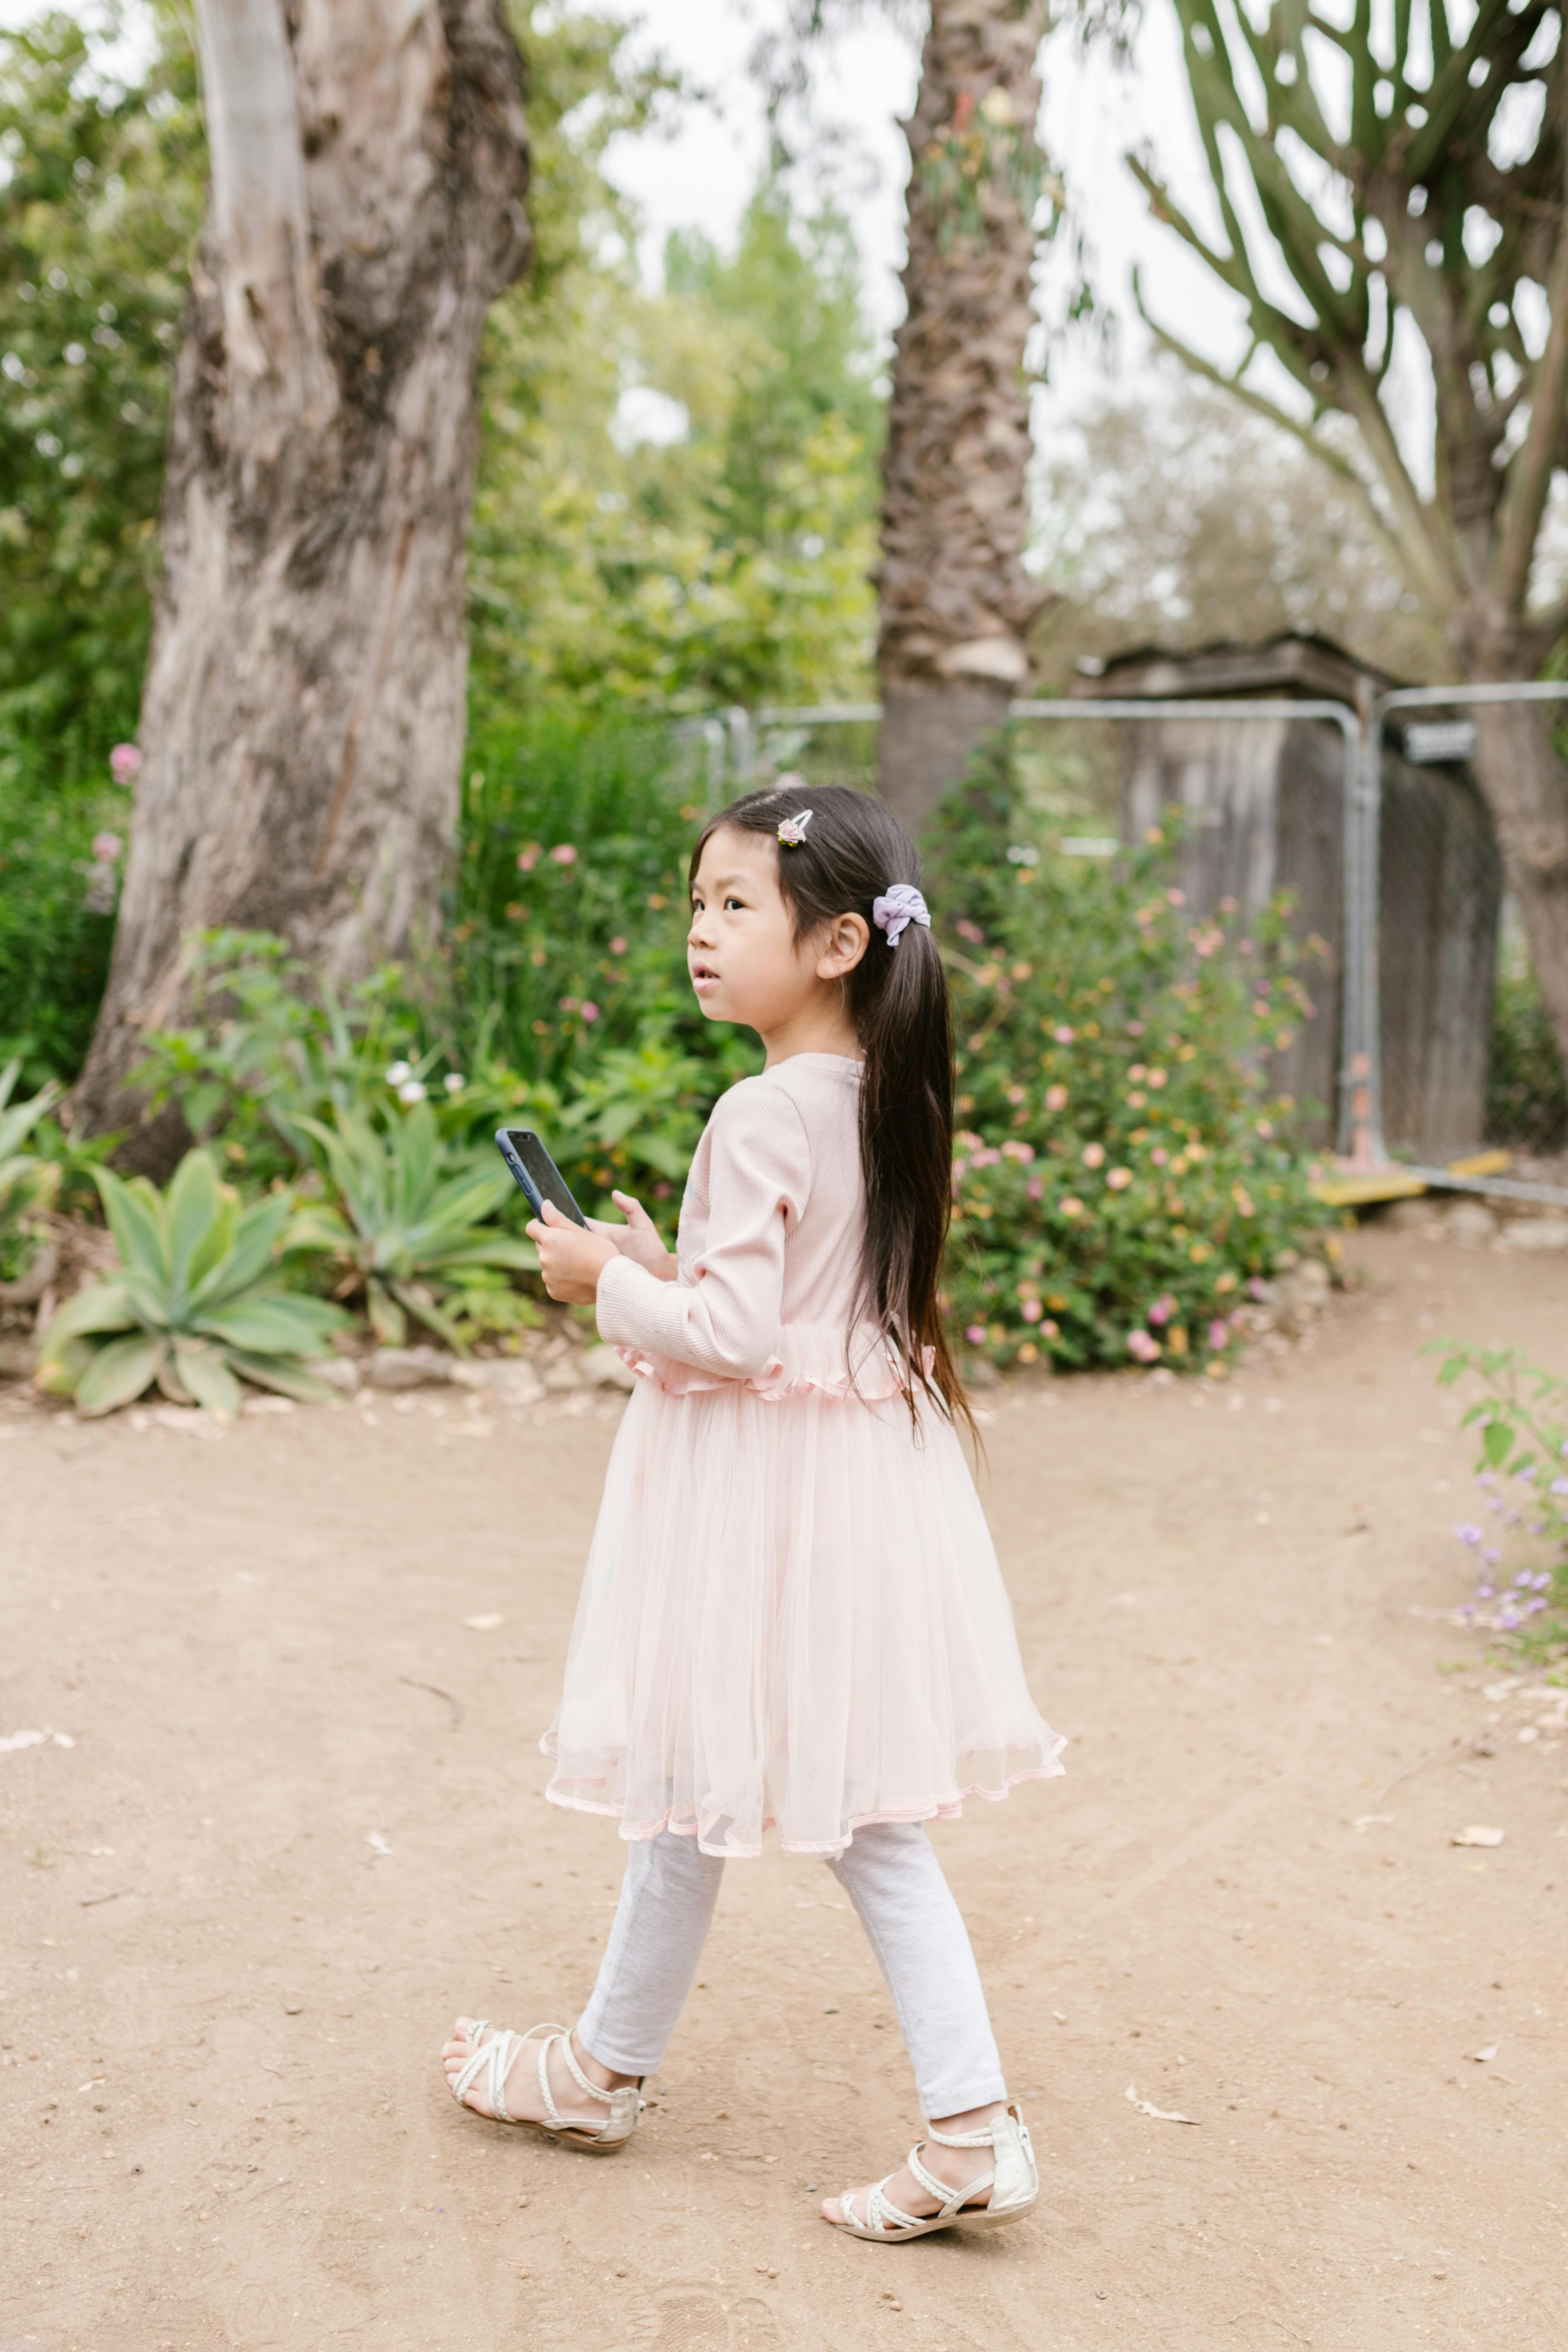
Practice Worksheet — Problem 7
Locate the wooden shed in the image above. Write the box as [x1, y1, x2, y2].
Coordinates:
[1071, 633, 1502, 1156]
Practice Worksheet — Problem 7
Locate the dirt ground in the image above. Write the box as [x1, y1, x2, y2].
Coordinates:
[3, 1221, 1568, 2352]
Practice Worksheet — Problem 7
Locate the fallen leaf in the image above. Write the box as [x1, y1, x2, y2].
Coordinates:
[1468, 2045, 1498, 2063]
[1125, 2084, 1198, 2125]
[462, 1613, 504, 1632]
[1451, 1825, 1505, 1847]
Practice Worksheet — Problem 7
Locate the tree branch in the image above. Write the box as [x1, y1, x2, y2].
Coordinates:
[1131, 266, 1447, 605]
[190, 0, 335, 423]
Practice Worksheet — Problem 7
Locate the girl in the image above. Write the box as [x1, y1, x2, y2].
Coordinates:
[441, 785, 1064, 2242]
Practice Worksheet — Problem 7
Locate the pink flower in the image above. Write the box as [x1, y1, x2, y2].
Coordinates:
[550, 843, 578, 866]
[1044, 1083, 1068, 1112]
[1059, 1195, 1084, 1218]
[1040, 1317, 1059, 1338]
[1081, 1142, 1106, 1169]
[1208, 1319, 1230, 1351]
[109, 742, 142, 784]
[581, 1001, 600, 1022]
[1165, 887, 1186, 907]
[1053, 1025, 1075, 1044]
[1106, 1167, 1132, 1191]
[609, 937, 628, 955]
[1025, 1175, 1044, 1201]
[516, 844, 541, 872]
[956, 920, 985, 944]
[965, 1324, 987, 1345]
[1021, 1299, 1044, 1324]
[90, 831, 122, 862]
[1000, 1140, 1034, 1162]
[1151, 1147, 1168, 1166]
[1147, 1294, 1176, 1325]
[1127, 1330, 1162, 1363]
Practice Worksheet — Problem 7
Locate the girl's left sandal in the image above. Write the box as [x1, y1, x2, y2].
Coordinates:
[828, 2102, 1038, 2242]
[446, 2019, 642, 2153]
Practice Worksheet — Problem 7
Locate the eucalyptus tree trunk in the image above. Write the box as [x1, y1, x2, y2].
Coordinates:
[877, 0, 1049, 836]
[73, 0, 530, 1161]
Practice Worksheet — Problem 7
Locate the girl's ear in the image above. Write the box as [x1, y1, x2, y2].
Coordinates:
[815, 911, 870, 981]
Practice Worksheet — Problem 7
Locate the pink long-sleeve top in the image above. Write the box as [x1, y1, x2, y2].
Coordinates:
[594, 1052, 902, 1401]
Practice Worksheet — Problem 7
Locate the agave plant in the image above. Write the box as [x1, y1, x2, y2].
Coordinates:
[0, 1060, 63, 1302]
[290, 1100, 536, 1347]
[35, 1150, 347, 1420]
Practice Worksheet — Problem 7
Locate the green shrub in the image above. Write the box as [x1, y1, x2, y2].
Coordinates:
[1429, 1340, 1568, 1661]
[454, 707, 758, 1096]
[35, 1149, 346, 1418]
[925, 744, 1326, 1373]
[1487, 962, 1568, 1154]
[0, 730, 124, 1084]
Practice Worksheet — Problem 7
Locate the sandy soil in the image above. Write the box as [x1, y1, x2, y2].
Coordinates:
[3, 1222, 1568, 2352]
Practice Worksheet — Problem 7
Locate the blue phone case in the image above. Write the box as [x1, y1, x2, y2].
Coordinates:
[495, 1128, 586, 1227]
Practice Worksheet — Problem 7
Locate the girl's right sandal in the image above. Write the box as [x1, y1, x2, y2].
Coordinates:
[447, 2019, 641, 2153]
[829, 2101, 1038, 2242]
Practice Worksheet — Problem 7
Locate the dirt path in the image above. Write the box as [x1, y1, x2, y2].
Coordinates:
[3, 1223, 1567, 2352]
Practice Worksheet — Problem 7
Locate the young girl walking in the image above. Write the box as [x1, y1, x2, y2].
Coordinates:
[441, 784, 1064, 2241]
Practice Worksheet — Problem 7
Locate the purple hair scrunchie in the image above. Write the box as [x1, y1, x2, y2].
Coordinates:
[872, 883, 930, 948]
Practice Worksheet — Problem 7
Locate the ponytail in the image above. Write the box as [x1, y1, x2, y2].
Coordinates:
[690, 785, 971, 1438]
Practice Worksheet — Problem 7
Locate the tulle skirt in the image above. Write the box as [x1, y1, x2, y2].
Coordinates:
[541, 1351, 1065, 1857]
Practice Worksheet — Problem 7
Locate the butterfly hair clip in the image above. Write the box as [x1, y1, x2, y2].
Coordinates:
[776, 809, 813, 847]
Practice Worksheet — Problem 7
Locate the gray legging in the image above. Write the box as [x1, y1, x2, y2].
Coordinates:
[576, 1820, 1006, 2119]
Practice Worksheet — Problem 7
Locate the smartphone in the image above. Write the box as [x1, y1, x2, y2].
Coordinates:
[495, 1129, 588, 1228]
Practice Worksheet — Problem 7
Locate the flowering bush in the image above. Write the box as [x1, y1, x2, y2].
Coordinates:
[925, 744, 1327, 1373]
[1429, 1340, 1568, 1659]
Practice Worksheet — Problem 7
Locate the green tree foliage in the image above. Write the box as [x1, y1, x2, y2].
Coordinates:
[0, 4, 202, 740]
[469, 178, 882, 715]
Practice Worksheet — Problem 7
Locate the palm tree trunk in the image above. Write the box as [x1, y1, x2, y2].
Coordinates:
[71, 0, 529, 1163]
[877, 0, 1048, 836]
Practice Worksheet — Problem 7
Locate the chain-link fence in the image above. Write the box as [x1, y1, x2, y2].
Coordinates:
[711, 684, 1568, 1202]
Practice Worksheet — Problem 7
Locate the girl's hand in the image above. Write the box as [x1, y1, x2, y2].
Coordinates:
[586, 1190, 677, 1282]
[526, 1200, 620, 1303]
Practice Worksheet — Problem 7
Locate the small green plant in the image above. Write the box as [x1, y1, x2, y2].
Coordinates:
[1487, 961, 1568, 1153]
[34, 1150, 348, 1419]
[925, 742, 1327, 1373]
[0, 1059, 62, 1291]
[289, 1101, 538, 1349]
[1428, 1340, 1568, 1658]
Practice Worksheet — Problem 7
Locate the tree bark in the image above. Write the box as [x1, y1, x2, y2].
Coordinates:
[876, 0, 1049, 838]
[72, 0, 529, 1161]
[1453, 608, 1568, 1063]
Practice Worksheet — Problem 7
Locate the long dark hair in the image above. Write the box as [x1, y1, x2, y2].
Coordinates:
[690, 783, 970, 1435]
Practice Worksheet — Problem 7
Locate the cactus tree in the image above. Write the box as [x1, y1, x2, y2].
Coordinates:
[1136, 0, 1568, 1067]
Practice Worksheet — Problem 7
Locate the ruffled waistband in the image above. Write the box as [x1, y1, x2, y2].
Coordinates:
[613, 1322, 932, 1403]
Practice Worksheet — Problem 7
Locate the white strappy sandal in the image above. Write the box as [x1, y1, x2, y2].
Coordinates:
[829, 2102, 1038, 2241]
[446, 2019, 641, 2153]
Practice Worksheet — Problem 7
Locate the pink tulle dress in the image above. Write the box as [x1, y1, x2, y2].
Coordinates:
[541, 1051, 1065, 1856]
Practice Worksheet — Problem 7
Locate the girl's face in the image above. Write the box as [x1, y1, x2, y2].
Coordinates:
[687, 824, 867, 1044]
